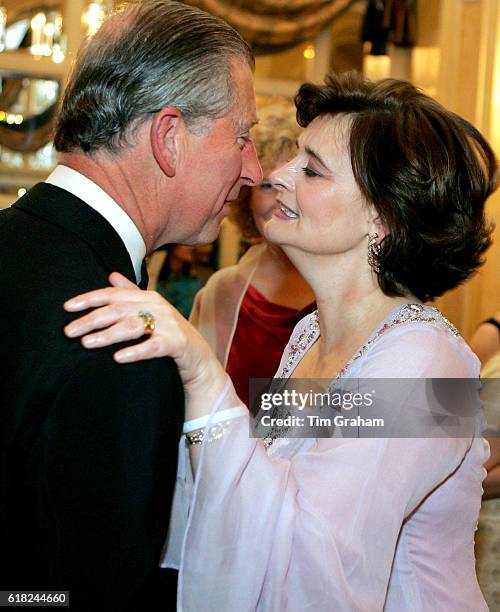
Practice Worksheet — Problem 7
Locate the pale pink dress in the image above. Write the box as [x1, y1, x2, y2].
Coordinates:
[162, 303, 489, 611]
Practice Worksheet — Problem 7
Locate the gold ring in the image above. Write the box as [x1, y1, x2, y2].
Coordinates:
[138, 311, 155, 336]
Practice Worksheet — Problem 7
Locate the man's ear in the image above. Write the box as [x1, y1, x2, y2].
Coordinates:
[150, 107, 185, 177]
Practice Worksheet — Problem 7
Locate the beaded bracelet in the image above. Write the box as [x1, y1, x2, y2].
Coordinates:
[185, 428, 205, 445]
[185, 420, 233, 446]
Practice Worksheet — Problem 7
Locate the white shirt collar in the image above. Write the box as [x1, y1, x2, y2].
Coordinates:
[46, 164, 146, 283]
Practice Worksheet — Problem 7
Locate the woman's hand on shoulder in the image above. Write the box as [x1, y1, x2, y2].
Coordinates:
[64, 272, 227, 402]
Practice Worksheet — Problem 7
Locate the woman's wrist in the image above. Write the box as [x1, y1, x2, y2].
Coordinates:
[183, 405, 248, 433]
[183, 360, 229, 422]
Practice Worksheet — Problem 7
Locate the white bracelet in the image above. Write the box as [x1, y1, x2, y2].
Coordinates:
[183, 406, 247, 434]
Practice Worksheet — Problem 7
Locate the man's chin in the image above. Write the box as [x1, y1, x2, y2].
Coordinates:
[154, 219, 222, 248]
[185, 224, 221, 246]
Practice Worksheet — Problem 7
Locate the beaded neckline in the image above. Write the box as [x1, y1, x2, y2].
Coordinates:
[264, 303, 460, 449]
[277, 303, 459, 381]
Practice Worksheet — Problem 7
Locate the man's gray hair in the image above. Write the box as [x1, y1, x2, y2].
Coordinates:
[54, 0, 254, 154]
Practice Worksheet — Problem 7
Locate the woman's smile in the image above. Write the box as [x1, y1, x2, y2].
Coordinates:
[274, 199, 299, 220]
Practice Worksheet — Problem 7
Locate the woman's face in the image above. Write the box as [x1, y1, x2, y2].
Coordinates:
[263, 114, 377, 258]
[249, 157, 289, 237]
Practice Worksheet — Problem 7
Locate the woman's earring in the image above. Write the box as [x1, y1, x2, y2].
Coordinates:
[367, 233, 381, 273]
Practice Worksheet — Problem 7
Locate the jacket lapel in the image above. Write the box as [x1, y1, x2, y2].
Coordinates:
[14, 182, 138, 284]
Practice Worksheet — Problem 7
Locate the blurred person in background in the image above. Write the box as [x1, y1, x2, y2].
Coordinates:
[190, 106, 315, 406]
[473, 320, 500, 610]
[148, 245, 204, 318]
[470, 313, 500, 365]
[470, 316, 500, 500]
[193, 242, 217, 285]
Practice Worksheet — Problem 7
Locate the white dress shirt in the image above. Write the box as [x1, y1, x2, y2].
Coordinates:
[46, 164, 146, 283]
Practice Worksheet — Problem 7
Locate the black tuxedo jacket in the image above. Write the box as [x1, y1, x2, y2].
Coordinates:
[0, 183, 184, 609]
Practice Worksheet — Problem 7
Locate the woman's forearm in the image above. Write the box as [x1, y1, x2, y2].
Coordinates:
[184, 373, 247, 474]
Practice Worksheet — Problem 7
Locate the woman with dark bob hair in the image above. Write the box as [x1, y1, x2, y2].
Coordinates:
[65, 72, 498, 611]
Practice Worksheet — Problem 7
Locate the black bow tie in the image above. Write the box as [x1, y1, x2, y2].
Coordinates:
[138, 259, 149, 290]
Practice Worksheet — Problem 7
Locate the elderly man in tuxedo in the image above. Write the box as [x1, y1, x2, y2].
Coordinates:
[0, 1, 260, 608]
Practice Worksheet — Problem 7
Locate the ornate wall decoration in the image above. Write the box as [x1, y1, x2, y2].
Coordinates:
[184, 0, 360, 53]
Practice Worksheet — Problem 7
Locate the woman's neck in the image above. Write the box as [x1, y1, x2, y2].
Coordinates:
[284, 247, 417, 356]
[315, 290, 411, 356]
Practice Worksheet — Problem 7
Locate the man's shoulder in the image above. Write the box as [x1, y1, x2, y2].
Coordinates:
[1, 195, 96, 258]
[0, 214, 108, 301]
[0, 204, 111, 347]
[1, 186, 113, 287]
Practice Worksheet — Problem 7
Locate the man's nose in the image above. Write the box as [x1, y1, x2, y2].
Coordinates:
[241, 140, 263, 186]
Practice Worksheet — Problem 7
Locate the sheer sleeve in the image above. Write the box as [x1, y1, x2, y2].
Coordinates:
[188, 287, 203, 328]
[163, 323, 482, 611]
